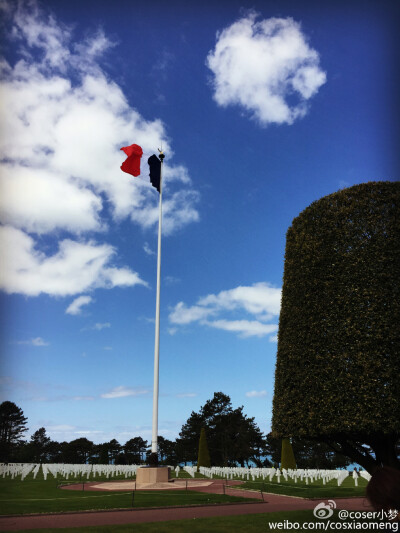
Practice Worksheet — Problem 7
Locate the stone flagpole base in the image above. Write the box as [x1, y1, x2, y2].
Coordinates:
[136, 466, 170, 484]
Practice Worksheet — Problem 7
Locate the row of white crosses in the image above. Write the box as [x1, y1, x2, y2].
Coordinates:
[359, 470, 371, 482]
[0, 463, 38, 480]
[0, 464, 367, 487]
[0, 463, 140, 481]
[196, 466, 357, 486]
[43, 464, 140, 480]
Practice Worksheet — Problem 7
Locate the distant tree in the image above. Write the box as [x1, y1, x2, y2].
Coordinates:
[107, 439, 122, 464]
[64, 438, 94, 464]
[197, 428, 211, 471]
[176, 411, 203, 464]
[97, 443, 109, 465]
[178, 392, 267, 466]
[156, 436, 176, 465]
[272, 182, 400, 473]
[0, 401, 28, 462]
[46, 440, 64, 463]
[281, 438, 296, 470]
[29, 427, 51, 463]
[124, 437, 148, 464]
[266, 433, 351, 469]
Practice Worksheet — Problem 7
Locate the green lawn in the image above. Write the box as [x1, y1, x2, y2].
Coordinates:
[0, 470, 368, 517]
[4, 509, 381, 533]
[230, 472, 368, 498]
[0, 472, 256, 516]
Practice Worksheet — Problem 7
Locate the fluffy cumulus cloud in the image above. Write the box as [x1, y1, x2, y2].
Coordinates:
[0, 0, 199, 297]
[169, 282, 281, 339]
[206, 13, 326, 126]
[0, 226, 147, 296]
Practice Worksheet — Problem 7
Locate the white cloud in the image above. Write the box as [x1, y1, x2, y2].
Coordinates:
[169, 301, 216, 325]
[169, 282, 281, 338]
[176, 393, 198, 398]
[143, 242, 155, 256]
[206, 319, 278, 338]
[101, 386, 150, 399]
[206, 13, 326, 126]
[0, 226, 147, 296]
[66, 295, 93, 315]
[16, 336, 49, 346]
[0, 2, 199, 235]
[198, 282, 281, 318]
[92, 323, 111, 331]
[0, 1, 200, 296]
[246, 390, 267, 398]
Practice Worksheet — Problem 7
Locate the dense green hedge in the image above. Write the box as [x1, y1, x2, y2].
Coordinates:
[272, 182, 399, 467]
[281, 438, 296, 470]
[197, 427, 211, 470]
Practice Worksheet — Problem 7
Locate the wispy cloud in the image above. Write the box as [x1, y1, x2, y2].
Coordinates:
[92, 322, 111, 331]
[165, 276, 180, 286]
[169, 282, 280, 339]
[176, 393, 198, 398]
[66, 295, 93, 315]
[101, 386, 150, 399]
[206, 320, 277, 339]
[143, 242, 155, 256]
[15, 337, 50, 346]
[246, 390, 267, 398]
[206, 13, 326, 126]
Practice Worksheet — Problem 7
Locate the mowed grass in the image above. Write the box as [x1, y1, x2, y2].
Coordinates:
[0, 472, 256, 516]
[2, 509, 378, 533]
[236, 472, 368, 498]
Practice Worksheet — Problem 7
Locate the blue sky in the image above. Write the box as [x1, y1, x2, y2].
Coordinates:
[0, 0, 398, 447]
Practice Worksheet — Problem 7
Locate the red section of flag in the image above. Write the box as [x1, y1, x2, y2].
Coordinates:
[120, 144, 143, 177]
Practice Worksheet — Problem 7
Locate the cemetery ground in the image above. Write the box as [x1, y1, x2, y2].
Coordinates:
[0, 468, 369, 516]
[0, 471, 256, 516]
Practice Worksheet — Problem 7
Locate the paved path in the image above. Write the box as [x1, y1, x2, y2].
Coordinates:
[0, 479, 373, 531]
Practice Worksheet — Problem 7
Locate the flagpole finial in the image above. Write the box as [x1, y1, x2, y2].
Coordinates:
[158, 148, 165, 162]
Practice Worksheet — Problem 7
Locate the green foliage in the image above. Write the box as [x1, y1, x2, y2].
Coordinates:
[63, 438, 94, 464]
[197, 427, 211, 470]
[0, 401, 28, 462]
[97, 443, 109, 465]
[266, 433, 350, 469]
[124, 437, 148, 464]
[272, 181, 400, 472]
[28, 427, 51, 463]
[280, 438, 296, 469]
[177, 392, 267, 466]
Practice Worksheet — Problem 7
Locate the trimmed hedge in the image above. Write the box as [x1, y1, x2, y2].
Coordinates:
[281, 438, 297, 470]
[197, 427, 211, 470]
[272, 182, 400, 470]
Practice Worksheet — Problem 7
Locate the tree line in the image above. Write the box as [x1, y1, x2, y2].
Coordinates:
[0, 393, 351, 468]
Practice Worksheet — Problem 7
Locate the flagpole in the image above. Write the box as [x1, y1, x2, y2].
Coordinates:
[151, 150, 165, 458]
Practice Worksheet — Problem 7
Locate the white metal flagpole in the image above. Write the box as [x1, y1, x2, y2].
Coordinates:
[151, 150, 164, 457]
